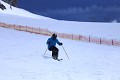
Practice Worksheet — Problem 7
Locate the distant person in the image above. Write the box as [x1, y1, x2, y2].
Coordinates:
[0, 2, 6, 10]
[9, 0, 18, 9]
[46, 33, 63, 60]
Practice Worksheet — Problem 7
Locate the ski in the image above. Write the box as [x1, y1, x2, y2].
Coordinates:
[54, 58, 63, 61]
[57, 59, 63, 61]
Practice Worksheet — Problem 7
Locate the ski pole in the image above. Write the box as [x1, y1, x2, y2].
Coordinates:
[62, 45, 69, 59]
[44, 49, 47, 55]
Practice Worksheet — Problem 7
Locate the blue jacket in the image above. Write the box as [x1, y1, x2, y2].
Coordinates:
[46, 37, 61, 49]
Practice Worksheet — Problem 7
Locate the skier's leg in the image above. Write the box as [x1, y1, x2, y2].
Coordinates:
[53, 47, 59, 59]
[52, 50, 56, 59]
[49, 47, 57, 59]
[49, 46, 59, 59]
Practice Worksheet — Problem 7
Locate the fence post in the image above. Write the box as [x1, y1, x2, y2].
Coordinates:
[39, 27, 40, 34]
[8, 24, 10, 28]
[3, 23, 5, 27]
[112, 39, 114, 45]
[26, 26, 27, 32]
[72, 34, 73, 40]
[100, 38, 102, 44]
[79, 35, 82, 41]
[89, 36, 90, 42]
[14, 24, 15, 29]
[19, 25, 21, 31]
[31, 27, 33, 33]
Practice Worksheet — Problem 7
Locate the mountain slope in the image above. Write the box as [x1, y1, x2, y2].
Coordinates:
[1, 1, 120, 40]
[0, 1, 120, 80]
[1, 23, 120, 80]
[0, 1, 53, 20]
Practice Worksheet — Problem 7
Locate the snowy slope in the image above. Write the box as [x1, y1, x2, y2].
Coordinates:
[0, 25, 120, 80]
[0, 1, 53, 20]
[0, 1, 120, 40]
[0, 1, 120, 80]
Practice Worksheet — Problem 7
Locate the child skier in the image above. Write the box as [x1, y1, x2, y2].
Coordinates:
[46, 33, 63, 60]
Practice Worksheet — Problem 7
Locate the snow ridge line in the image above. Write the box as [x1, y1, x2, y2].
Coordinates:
[0, 22, 120, 47]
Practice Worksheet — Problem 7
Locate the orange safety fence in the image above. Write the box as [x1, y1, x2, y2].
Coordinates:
[0, 22, 120, 46]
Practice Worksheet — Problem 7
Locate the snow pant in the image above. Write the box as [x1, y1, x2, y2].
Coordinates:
[48, 46, 59, 59]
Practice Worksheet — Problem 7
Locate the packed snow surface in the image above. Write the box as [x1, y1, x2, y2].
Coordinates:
[0, 1, 120, 80]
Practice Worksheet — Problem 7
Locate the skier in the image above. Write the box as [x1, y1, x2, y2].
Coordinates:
[0, 2, 6, 10]
[46, 33, 63, 60]
[9, 0, 18, 9]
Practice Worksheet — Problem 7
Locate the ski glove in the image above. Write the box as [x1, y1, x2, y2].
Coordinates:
[59, 43, 63, 46]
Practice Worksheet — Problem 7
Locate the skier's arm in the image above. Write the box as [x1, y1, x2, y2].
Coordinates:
[56, 39, 63, 46]
[46, 39, 51, 45]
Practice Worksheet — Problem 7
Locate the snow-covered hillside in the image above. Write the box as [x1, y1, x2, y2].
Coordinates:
[0, 1, 120, 80]
[0, 1, 120, 40]
[1, 24, 120, 80]
[0, 1, 53, 20]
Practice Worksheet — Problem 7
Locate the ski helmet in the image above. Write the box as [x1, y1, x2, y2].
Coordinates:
[52, 33, 57, 39]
